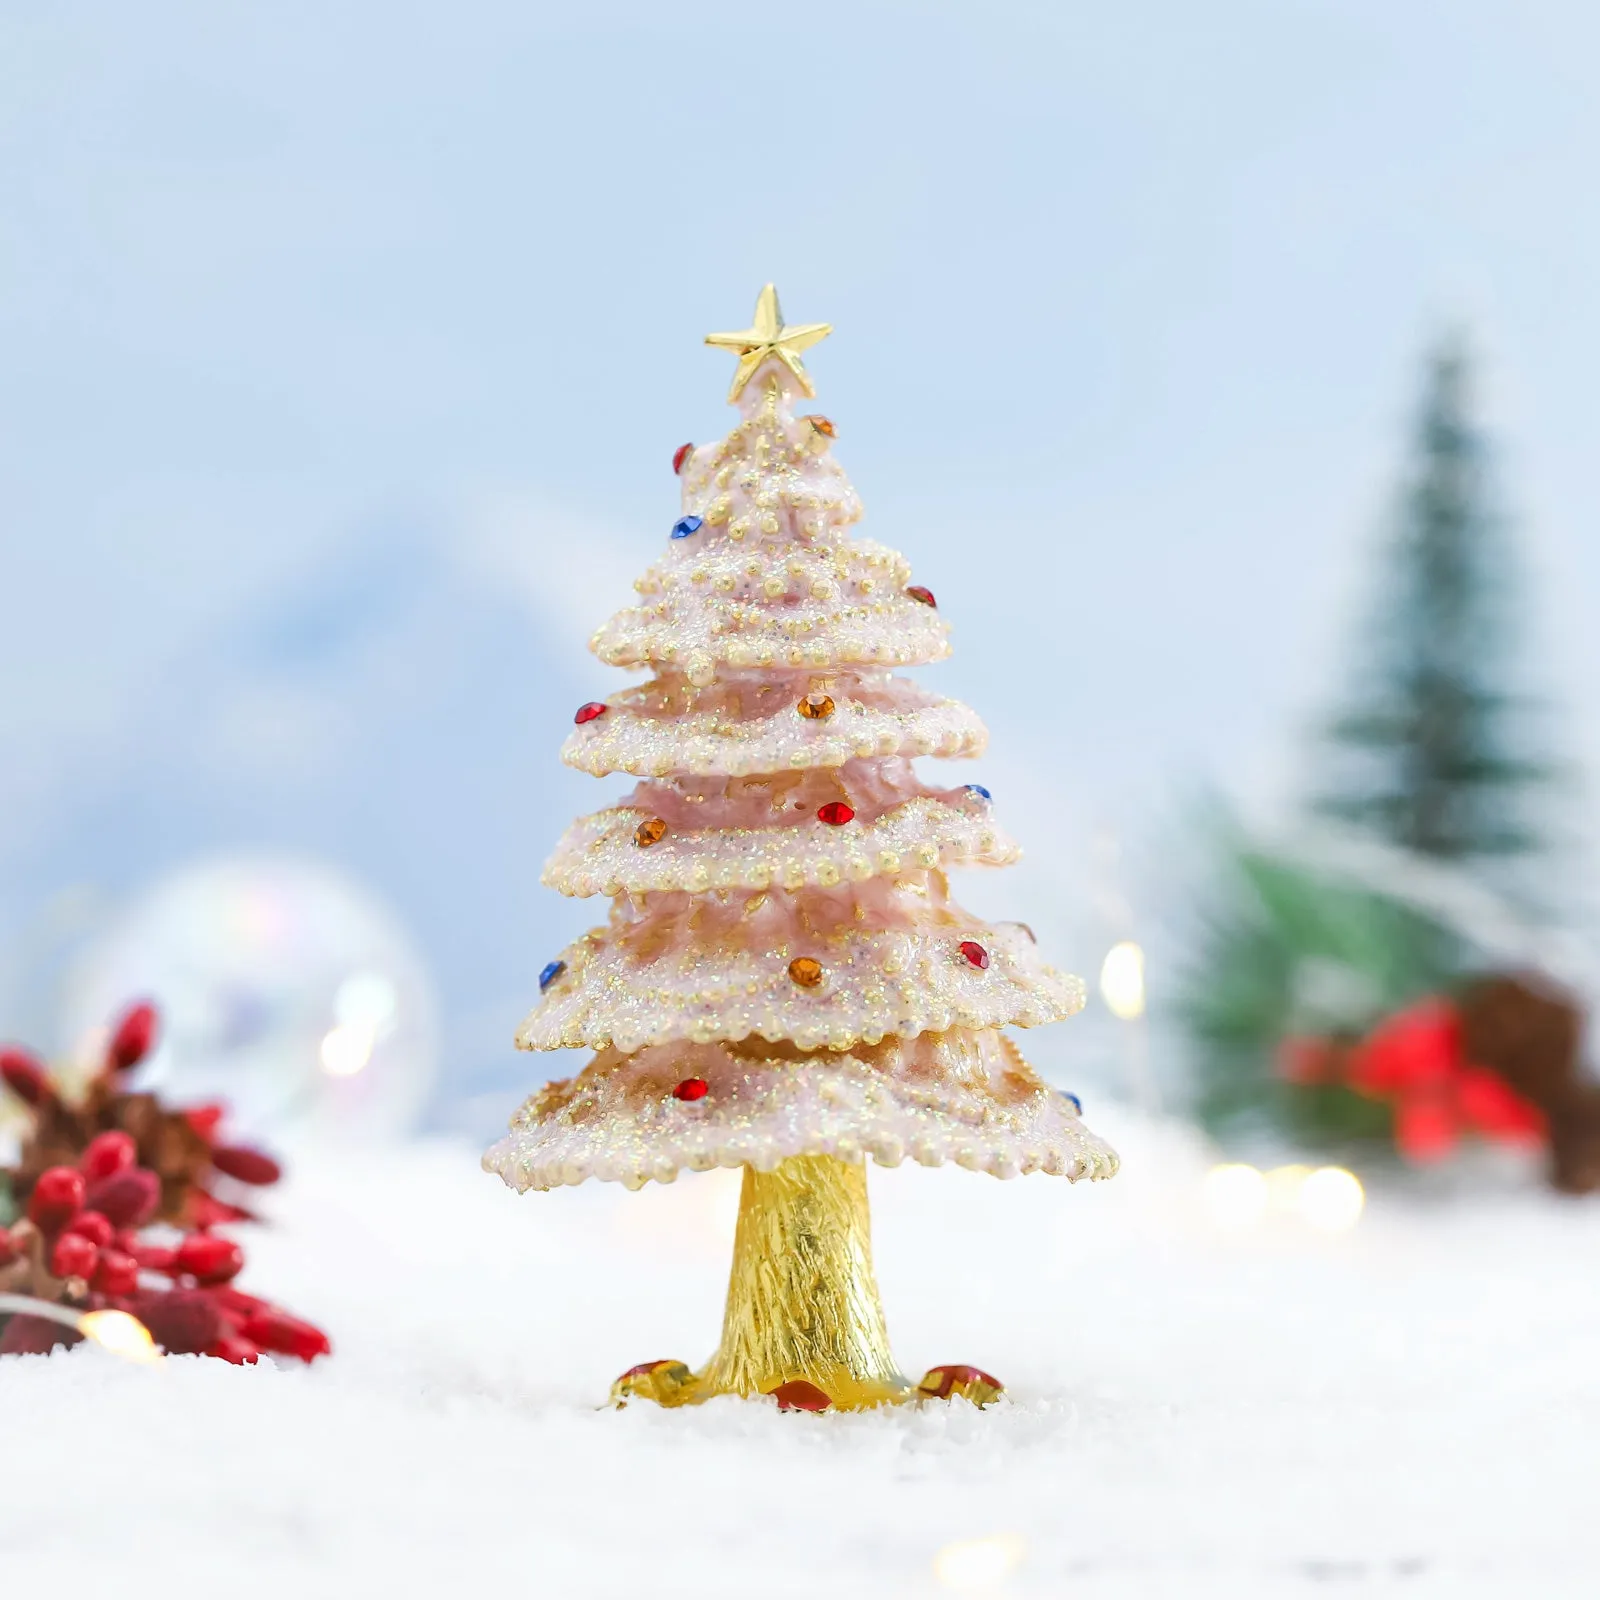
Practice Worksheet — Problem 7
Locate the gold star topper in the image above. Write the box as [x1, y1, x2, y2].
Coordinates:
[706, 284, 832, 402]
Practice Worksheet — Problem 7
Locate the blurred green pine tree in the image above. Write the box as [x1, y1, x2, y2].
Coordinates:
[1312, 335, 1551, 869]
[1183, 335, 1558, 1153]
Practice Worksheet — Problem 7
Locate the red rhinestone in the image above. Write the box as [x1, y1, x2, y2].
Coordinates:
[816, 802, 855, 826]
[769, 1379, 833, 1412]
[905, 585, 937, 608]
[672, 442, 694, 475]
[672, 1077, 709, 1102]
[574, 701, 608, 726]
[959, 940, 990, 969]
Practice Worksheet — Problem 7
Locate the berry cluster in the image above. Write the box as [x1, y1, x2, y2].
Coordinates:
[0, 1003, 329, 1364]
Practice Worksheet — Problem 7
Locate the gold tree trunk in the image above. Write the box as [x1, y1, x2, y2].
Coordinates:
[695, 1154, 912, 1409]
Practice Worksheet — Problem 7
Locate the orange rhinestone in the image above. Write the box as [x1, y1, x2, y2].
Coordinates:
[797, 694, 835, 720]
[788, 957, 824, 988]
[804, 415, 836, 439]
[635, 817, 667, 847]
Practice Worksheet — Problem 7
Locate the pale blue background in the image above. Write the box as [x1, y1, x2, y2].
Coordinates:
[2, 2, 1595, 1121]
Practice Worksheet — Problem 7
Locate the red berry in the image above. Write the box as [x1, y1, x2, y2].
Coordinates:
[131, 1242, 177, 1274]
[184, 1102, 226, 1139]
[958, 940, 990, 970]
[905, 584, 937, 608]
[769, 1379, 832, 1412]
[92, 1249, 140, 1297]
[86, 1167, 160, 1228]
[107, 1002, 158, 1073]
[82, 1130, 137, 1181]
[574, 701, 608, 726]
[210, 1286, 268, 1318]
[130, 1289, 223, 1355]
[0, 1315, 75, 1356]
[208, 1335, 261, 1366]
[50, 1231, 99, 1281]
[63, 1210, 114, 1249]
[816, 802, 855, 826]
[210, 1145, 282, 1186]
[187, 1191, 255, 1228]
[0, 1047, 50, 1107]
[29, 1166, 86, 1231]
[240, 1309, 330, 1363]
[672, 442, 694, 475]
[672, 1077, 709, 1102]
[174, 1233, 244, 1285]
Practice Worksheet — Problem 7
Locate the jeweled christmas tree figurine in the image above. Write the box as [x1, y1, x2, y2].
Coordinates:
[485, 286, 1118, 1411]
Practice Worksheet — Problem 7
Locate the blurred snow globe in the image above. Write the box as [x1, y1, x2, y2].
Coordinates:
[58, 855, 439, 1143]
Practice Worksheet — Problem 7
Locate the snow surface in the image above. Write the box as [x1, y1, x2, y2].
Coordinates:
[3, 1109, 1597, 1598]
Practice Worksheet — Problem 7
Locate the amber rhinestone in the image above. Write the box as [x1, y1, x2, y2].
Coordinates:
[797, 693, 835, 720]
[816, 801, 855, 825]
[788, 956, 824, 988]
[610, 1359, 695, 1409]
[804, 415, 837, 439]
[905, 584, 937, 608]
[635, 817, 667, 847]
[958, 940, 990, 969]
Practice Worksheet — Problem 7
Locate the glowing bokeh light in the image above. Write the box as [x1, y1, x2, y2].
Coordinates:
[1203, 1162, 1269, 1229]
[933, 1534, 1026, 1590]
[0, 1297, 163, 1364]
[334, 971, 398, 1031]
[1264, 1164, 1311, 1211]
[60, 855, 438, 1140]
[319, 1022, 376, 1078]
[78, 1309, 163, 1363]
[1298, 1166, 1365, 1232]
[1099, 941, 1146, 1020]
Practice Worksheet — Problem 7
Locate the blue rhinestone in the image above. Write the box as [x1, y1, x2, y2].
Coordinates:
[671, 515, 703, 540]
[539, 960, 566, 992]
[1062, 1091, 1082, 1115]
[965, 784, 992, 802]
